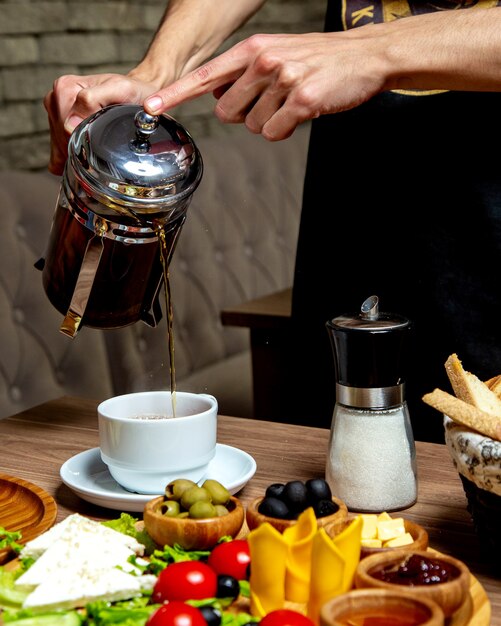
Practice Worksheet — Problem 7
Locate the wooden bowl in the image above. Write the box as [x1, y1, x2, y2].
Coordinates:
[360, 518, 429, 559]
[354, 549, 471, 618]
[320, 588, 444, 626]
[246, 496, 348, 537]
[144, 495, 244, 550]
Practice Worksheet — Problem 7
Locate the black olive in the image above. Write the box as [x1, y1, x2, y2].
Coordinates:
[281, 480, 309, 513]
[313, 499, 339, 518]
[305, 478, 332, 505]
[216, 574, 240, 600]
[265, 483, 285, 499]
[258, 496, 290, 519]
[198, 605, 222, 626]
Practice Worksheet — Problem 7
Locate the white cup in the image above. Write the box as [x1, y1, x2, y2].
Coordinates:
[98, 390, 218, 494]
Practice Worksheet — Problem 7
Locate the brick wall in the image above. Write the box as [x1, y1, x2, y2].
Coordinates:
[0, 0, 326, 171]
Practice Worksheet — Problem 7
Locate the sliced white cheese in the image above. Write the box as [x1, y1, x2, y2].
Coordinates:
[15, 512, 156, 610]
[22, 567, 157, 610]
[16, 531, 140, 587]
[20, 513, 144, 560]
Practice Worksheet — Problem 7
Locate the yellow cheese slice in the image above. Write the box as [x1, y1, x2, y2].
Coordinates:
[283, 507, 317, 603]
[248, 522, 289, 617]
[360, 514, 378, 540]
[384, 532, 414, 547]
[376, 518, 405, 542]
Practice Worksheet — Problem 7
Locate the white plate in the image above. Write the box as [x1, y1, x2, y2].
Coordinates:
[60, 444, 257, 513]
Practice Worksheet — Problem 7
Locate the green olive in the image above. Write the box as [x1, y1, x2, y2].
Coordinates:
[214, 504, 230, 517]
[159, 500, 180, 517]
[180, 485, 211, 510]
[165, 478, 197, 501]
[189, 500, 218, 519]
[201, 479, 231, 505]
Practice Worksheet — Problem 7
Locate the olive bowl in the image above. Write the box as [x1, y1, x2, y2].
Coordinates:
[245, 495, 348, 537]
[360, 517, 429, 560]
[144, 495, 245, 550]
[354, 549, 471, 618]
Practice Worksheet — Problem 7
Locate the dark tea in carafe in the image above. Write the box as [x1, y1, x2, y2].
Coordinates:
[42, 188, 187, 331]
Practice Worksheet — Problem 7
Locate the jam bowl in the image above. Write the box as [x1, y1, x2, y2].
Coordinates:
[354, 549, 471, 618]
[320, 588, 445, 626]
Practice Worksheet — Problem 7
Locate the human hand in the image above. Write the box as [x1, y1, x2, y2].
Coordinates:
[143, 30, 387, 141]
[44, 73, 159, 175]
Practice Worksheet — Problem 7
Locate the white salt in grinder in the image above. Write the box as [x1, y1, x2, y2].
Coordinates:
[325, 295, 417, 512]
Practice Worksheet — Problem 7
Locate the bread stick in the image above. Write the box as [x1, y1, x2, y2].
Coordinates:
[422, 388, 501, 442]
[445, 353, 501, 415]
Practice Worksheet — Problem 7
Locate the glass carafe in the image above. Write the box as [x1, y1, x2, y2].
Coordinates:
[38, 104, 203, 338]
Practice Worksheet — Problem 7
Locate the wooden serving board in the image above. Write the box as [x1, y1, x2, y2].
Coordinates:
[0, 513, 491, 625]
[0, 473, 57, 564]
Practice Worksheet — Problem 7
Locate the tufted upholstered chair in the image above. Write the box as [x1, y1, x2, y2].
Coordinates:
[0, 170, 115, 419]
[0, 123, 309, 420]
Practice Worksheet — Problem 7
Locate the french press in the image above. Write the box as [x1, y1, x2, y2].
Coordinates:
[38, 104, 203, 338]
[325, 295, 417, 512]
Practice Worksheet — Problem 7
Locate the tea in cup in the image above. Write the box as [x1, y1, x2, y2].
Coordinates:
[98, 391, 218, 494]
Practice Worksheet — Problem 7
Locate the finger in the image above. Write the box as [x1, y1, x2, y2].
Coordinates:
[213, 83, 233, 100]
[63, 84, 109, 134]
[44, 90, 70, 175]
[144, 51, 246, 115]
[64, 77, 158, 135]
[210, 65, 271, 124]
[260, 101, 307, 141]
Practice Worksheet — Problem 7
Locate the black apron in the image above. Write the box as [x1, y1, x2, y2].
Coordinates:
[291, 0, 501, 442]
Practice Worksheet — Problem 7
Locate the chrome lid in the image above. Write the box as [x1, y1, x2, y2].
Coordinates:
[68, 104, 203, 213]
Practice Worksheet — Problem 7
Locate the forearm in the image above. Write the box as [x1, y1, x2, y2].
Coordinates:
[375, 7, 501, 92]
[129, 0, 266, 88]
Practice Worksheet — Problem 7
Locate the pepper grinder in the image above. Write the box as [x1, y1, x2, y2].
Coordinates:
[325, 295, 417, 512]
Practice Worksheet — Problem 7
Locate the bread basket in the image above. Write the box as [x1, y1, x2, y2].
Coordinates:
[444, 415, 501, 570]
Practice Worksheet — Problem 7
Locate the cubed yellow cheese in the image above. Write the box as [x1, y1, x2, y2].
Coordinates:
[361, 538, 383, 548]
[377, 511, 392, 522]
[384, 532, 414, 547]
[360, 514, 378, 540]
[376, 518, 405, 542]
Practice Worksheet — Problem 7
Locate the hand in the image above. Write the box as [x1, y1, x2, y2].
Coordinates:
[44, 73, 159, 175]
[143, 30, 387, 141]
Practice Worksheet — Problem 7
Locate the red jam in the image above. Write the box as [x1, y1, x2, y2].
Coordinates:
[371, 553, 460, 586]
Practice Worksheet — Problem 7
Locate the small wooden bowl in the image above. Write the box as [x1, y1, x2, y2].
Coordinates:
[360, 518, 429, 559]
[246, 496, 348, 537]
[354, 549, 471, 618]
[320, 588, 444, 626]
[144, 495, 244, 550]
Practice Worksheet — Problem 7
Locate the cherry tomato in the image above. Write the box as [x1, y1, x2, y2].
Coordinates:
[152, 561, 218, 603]
[146, 601, 206, 626]
[260, 609, 316, 626]
[207, 539, 251, 580]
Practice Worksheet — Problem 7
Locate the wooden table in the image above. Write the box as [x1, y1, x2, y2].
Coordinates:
[0, 396, 498, 623]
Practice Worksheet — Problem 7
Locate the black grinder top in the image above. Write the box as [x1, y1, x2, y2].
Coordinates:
[326, 295, 412, 409]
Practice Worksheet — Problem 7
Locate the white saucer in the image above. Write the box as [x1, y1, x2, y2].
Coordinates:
[60, 444, 257, 513]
